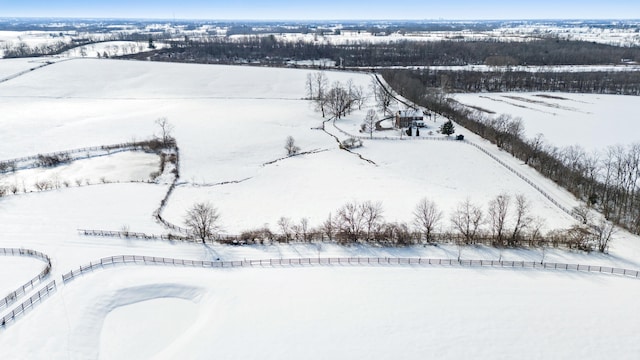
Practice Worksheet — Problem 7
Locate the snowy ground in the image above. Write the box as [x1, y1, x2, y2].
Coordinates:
[0, 57, 57, 80]
[0, 151, 160, 193]
[0, 256, 44, 297]
[1, 57, 639, 358]
[454, 92, 640, 151]
[3, 265, 640, 359]
[395, 64, 640, 72]
[0, 30, 73, 58]
[58, 41, 168, 58]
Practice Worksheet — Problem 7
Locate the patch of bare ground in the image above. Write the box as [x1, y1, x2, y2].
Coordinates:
[466, 104, 496, 114]
[450, 98, 496, 114]
[535, 94, 569, 100]
[502, 95, 588, 113]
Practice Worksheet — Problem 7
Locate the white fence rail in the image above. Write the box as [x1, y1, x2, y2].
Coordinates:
[0, 248, 52, 311]
[2, 255, 634, 329]
[0, 280, 57, 328]
[61, 255, 640, 284]
[78, 229, 191, 241]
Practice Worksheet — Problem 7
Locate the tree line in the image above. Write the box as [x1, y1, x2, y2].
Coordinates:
[395, 68, 640, 96]
[128, 36, 640, 67]
[382, 70, 640, 236]
[188, 195, 612, 252]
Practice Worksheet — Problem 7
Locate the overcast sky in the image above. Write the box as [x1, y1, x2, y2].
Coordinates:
[1, 0, 638, 20]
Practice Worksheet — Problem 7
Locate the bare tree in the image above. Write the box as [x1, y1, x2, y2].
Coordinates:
[528, 216, 546, 244]
[184, 202, 221, 243]
[591, 217, 616, 253]
[450, 198, 483, 244]
[488, 193, 510, 246]
[120, 224, 131, 238]
[361, 109, 378, 138]
[335, 201, 366, 242]
[371, 78, 393, 115]
[312, 72, 329, 117]
[326, 81, 359, 119]
[320, 212, 336, 241]
[285, 136, 300, 156]
[299, 218, 310, 241]
[525, 133, 545, 165]
[314, 93, 329, 118]
[277, 216, 293, 242]
[572, 205, 594, 225]
[413, 197, 442, 243]
[510, 194, 533, 244]
[155, 117, 175, 147]
[305, 73, 315, 99]
[291, 218, 311, 241]
[361, 201, 384, 240]
[347, 79, 365, 110]
[313, 71, 328, 99]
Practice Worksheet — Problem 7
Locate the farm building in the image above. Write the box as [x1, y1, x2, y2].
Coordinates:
[395, 109, 424, 128]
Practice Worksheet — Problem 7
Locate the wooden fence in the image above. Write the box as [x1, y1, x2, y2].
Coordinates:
[152, 147, 191, 235]
[0, 143, 138, 173]
[78, 226, 589, 251]
[61, 255, 640, 285]
[464, 140, 574, 217]
[78, 229, 192, 242]
[2, 255, 634, 329]
[0, 138, 174, 174]
[0, 280, 57, 328]
[0, 248, 52, 311]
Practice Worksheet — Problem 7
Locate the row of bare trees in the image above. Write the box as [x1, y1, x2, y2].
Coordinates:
[395, 68, 640, 96]
[139, 35, 640, 67]
[186, 195, 610, 252]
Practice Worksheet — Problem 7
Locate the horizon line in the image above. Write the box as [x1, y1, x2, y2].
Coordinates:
[1, 16, 640, 23]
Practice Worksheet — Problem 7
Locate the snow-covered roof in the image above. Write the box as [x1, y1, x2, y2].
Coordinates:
[397, 109, 423, 118]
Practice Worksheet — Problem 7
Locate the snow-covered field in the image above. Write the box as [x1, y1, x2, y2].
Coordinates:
[0, 256, 45, 296]
[58, 41, 168, 58]
[0, 57, 58, 81]
[0, 30, 73, 58]
[3, 265, 640, 359]
[454, 92, 640, 151]
[1, 57, 639, 358]
[0, 151, 160, 193]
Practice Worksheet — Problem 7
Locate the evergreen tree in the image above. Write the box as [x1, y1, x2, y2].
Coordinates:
[441, 120, 455, 136]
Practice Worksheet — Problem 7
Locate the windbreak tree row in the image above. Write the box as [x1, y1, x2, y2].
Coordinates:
[227, 196, 610, 252]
